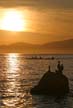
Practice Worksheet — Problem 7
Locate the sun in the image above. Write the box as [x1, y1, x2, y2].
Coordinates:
[1, 9, 25, 32]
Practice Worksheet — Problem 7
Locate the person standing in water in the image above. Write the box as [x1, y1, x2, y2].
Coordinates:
[48, 65, 51, 72]
[56, 61, 64, 74]
[60, 63, 64, 73]
[57, 61, 61, 72]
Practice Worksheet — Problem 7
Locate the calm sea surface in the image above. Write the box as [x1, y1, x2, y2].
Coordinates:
[0, 53, 73, 108]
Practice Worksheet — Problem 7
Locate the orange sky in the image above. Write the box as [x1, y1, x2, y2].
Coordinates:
[0, 1, 73, 44]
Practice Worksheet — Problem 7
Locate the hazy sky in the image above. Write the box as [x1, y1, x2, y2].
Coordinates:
[0, 0, 73, 8]
[0, 0, 73, 44]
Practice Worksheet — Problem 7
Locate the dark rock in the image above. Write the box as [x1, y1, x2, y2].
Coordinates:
[30, 72, 69, 96]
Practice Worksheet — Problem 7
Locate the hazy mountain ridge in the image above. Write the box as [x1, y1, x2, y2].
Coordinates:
[42, 39, 73, 49]
[0, 39, 73, 53]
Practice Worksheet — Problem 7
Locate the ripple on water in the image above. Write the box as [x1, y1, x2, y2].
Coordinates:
[0, 54, 73, 108]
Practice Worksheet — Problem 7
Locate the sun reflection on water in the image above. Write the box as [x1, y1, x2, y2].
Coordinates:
[7, 53, 19, 74]
[0, 53, 32, 107]
[6, 54, 19, 93]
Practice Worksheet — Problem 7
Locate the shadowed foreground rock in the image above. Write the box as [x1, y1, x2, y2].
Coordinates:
[30, 72, 69, 96]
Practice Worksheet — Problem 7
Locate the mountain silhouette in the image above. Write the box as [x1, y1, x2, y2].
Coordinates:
[0, 39, 73, 54]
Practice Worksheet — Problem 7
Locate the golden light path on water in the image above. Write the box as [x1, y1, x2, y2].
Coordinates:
[1, 53, 32, 107]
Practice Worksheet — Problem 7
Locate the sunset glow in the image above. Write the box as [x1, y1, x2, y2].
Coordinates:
[0, 6, 73, 46]
[1, 9, 26, 32]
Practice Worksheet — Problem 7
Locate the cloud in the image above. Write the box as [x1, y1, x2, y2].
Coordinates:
[0, 0, 73, 9]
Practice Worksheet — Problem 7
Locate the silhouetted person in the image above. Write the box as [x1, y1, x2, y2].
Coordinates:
[48, 65, 51, 72]
[60, 63, 64, 73]
[56, 61, 64, 74]
[57, 61, 61, 72]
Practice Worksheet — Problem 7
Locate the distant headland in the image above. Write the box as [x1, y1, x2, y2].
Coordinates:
[0, 38, 73, 54]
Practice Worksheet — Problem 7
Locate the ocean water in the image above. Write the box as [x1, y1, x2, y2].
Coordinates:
[0, 53, 73, 108]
